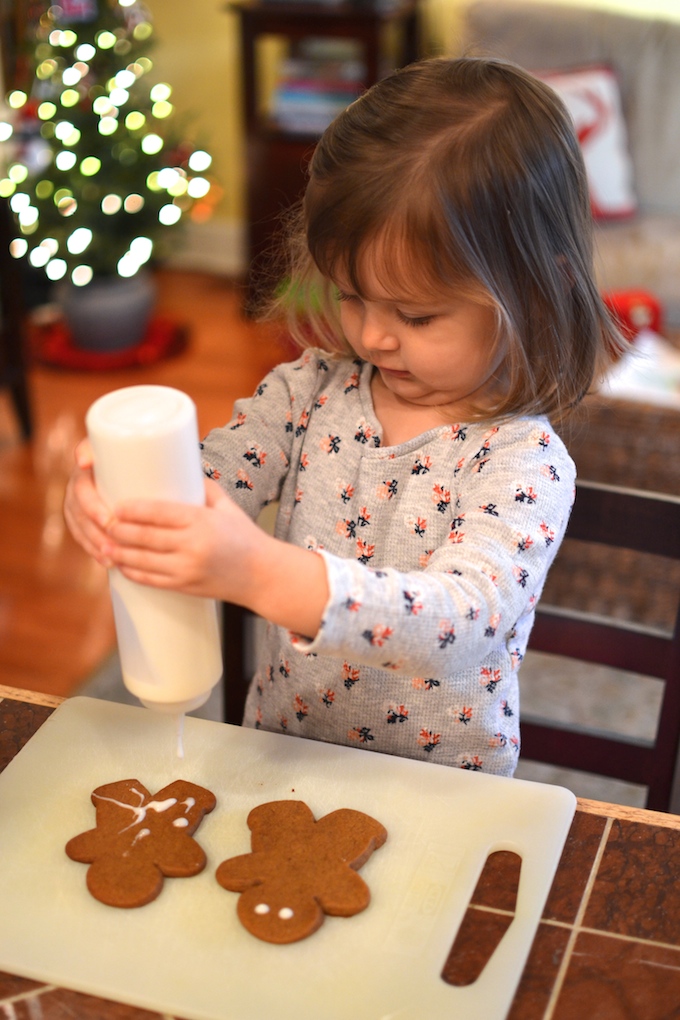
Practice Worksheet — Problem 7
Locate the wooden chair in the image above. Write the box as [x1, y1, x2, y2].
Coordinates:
[522, 479, 680, 813]
[221, 503, 278, 725]
[222, 601, 253, 726]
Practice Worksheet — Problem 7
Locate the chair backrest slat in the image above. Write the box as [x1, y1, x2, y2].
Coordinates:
[520, 722, 658, 784]
[530, 611, 671, 679]
[567, 481, 680, 558]
[525, 479, 680, 812]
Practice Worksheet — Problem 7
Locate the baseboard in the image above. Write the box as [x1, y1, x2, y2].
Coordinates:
[165, 219, 246, 277]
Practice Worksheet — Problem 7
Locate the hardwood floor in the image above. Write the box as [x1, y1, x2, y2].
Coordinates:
[0, 270, 288, 697]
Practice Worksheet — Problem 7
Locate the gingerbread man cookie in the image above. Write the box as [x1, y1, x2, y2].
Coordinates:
[215, 800, 387, 943]
[66, 778, 216, 908]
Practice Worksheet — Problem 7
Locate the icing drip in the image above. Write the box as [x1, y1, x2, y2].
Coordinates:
[93, 786, 181, 834]
[176, 713, 185, 759]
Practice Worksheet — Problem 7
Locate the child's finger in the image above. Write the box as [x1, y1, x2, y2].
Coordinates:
[106, 551, 176, 587]
[75, 437, 94, 469]
[205, 477, 231, 507]
[115, 564, 172, 587]
[112, 499, 193, 528]
[74, 468, 112, 529]
[64, 503, 113, 564]
[104, 538, 198, 587]
[64, 466, 112, 558]
[105, 518, 180, 552]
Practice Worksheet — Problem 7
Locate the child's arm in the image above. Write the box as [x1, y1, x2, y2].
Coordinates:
[102, 485, 329, 640]
[64, 353, 328, 631]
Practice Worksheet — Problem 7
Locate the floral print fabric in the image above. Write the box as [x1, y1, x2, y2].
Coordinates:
[201, 350, 575, 776]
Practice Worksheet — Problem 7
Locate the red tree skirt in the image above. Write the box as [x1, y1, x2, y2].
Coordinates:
[30, 316, 189, 371]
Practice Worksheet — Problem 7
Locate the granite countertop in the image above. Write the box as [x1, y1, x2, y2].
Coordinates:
[1, 684, 679, 1019]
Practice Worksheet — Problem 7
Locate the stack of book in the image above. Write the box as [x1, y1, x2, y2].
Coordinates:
[272, 56, 364, 134]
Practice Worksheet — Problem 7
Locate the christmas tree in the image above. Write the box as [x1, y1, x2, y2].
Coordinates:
[0, 0, 215, 287]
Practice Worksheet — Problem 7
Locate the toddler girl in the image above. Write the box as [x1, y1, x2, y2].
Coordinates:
[65, 57, 624, 776]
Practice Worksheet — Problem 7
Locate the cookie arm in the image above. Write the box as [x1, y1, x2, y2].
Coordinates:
[65, 828, 103, 863]
[215, 851, 266, 892]
[318, 809, 388, 869]
[154, 830, 209, 878]
[315, 865, 373, 917]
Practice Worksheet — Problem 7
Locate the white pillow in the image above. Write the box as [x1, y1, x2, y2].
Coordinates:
[537, 65, 637, 221]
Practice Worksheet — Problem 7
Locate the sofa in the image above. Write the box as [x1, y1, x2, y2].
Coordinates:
[458, 1, 680, 332]
[448, 3, 680, 649]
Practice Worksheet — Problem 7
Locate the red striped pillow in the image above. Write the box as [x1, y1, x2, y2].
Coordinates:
[537, 65, 637, 221]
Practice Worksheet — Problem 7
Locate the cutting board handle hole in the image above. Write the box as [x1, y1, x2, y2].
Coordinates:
[441, 850, 522, 987]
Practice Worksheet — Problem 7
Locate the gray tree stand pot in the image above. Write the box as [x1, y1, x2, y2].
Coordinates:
[57, 271, 156, 352]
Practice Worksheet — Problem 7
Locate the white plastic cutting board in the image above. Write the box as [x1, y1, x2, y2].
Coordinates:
[0, 697, 576, 1020]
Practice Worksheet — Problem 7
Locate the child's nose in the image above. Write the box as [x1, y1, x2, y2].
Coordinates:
[359, 309, 399, 352]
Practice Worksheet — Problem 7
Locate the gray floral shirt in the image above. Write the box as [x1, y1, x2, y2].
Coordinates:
[201, 349, 575, 776]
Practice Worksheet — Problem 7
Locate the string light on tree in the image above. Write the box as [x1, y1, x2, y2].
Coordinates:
[0, 0, 218, 287]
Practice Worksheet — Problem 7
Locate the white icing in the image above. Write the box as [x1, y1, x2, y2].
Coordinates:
[123, 827, 151, 856]
[176, 713, 185, 759]
[172, 817, 189, 827]
[254, 903, 270, 915]
[148, 798, 178, 813]
[93, 787, 179, 833]
[278, 907, 294, 920]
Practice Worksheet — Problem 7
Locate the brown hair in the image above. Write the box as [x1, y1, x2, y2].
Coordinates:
[268, 56, 626, 422]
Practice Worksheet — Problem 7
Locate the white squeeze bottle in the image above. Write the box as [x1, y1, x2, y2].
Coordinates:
[85, 385, 222, 716]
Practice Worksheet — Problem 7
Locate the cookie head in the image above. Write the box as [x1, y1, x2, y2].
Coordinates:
[237, 884, 324, 944]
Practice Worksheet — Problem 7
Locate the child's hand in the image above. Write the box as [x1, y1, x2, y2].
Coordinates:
[63, 439, 115, 566]
[101, 478, 259, 605]
[102, 479, 329, 639]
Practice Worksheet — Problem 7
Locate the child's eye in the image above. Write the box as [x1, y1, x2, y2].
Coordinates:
[396, 309, 435, 328]
[336, 289, 358, 304]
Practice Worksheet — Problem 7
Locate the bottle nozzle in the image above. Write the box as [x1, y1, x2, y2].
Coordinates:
[138, 690, 212, 715]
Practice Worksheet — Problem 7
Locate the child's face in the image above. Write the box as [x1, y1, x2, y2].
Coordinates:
[334, 263, 502, 421]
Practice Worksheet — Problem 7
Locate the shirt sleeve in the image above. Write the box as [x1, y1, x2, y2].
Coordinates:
[200, 350, 325, 520]
[292, 423, 576, 678]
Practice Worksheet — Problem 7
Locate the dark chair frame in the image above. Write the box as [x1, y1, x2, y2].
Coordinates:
[222, 601, 252, 726]
[522, 479, 680, 812]
[0, 198, 32, 439]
